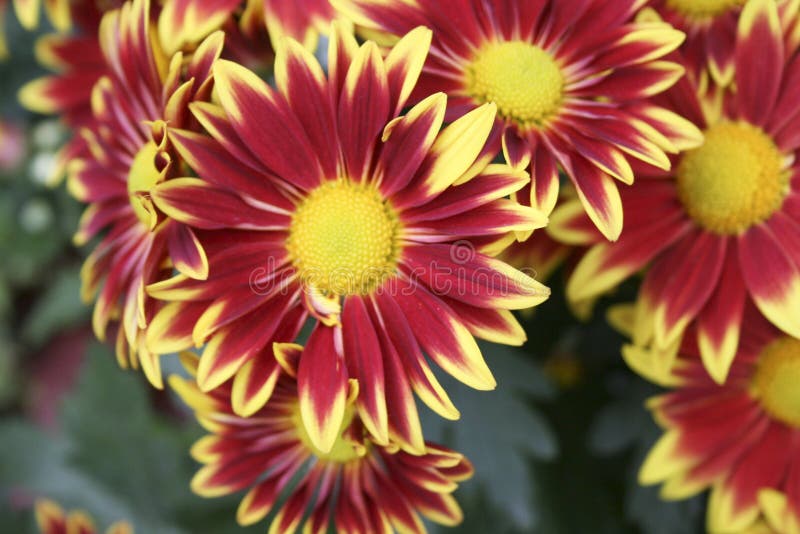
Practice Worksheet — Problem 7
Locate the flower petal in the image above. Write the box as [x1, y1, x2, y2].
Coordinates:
[342, 295, 389, 445]
[152, 178, 290, 230]
[395, 277, 496, 391]
[338, 41, 390, 182]
[213, 59, 324, 191]
[298, 325, 348, 453]
[736, 0, 783, 125]
[739, 224, 800, 338]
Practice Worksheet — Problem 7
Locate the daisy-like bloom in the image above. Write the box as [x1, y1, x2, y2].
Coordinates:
[262, 0, 338, 51]
[0, 119, 25, 170]
[0, 0, 71, 58]
[34, 499, 132, 534]
[19, 2, 120, 183]
[634, 306, 800, 533]
[159, 0, 337, 57]
[500, 229, 570, 288]
[647, 0, 800, 86]
[646, 0, 745, 85]
[70, 0, 222, 387]
[8, 0, 70, 31]
[147, 24, 548, 453]
[561, 0, 800, 383]
[18, 0, 269, 184]
[334, 0, 702, 240]
[499, 186, 602, 319]
[170, 351, 473, 534]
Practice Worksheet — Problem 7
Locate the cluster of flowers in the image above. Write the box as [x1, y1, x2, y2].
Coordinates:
[6, 0, 800, 532]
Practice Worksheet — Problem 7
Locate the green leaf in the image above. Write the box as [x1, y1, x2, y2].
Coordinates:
[21, 266, 87, 348]
[423, 343, 558, 531]
[0, 344, 266, 533]
[588, 372, 704, 534]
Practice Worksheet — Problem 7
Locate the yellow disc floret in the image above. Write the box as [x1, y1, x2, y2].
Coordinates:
[127, 141, 164, 226]
[666, 0, 745, 18]
[466, 41, 564, 129]
[752, 336, 800, 428]
[676, 121, 788, 235]
[287, 179, 399, 295]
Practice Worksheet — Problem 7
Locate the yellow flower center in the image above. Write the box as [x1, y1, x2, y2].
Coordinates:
[752, 336, 800, 428]
[292, 406, 362, 463]
[666, 0, 745, 18]
[286, 179, 399, 295]
[676, 121, 788, 235]
[466, 41, 564, 128]
[127, 141, 163, 225]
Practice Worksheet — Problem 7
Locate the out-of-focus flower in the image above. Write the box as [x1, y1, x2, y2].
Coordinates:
[0, 119, 26, 170]
[631, 307, 800, 533]
[646, 0, 745, 85]
[500, 185, 602, 319]
[159, 0, 339, 57]
[334, 0, 702, 241]
[69, 0, 220, 388]
[171, 351, 473, 534]
[19, 2, 118, 130]
[146, 24, 548, 453]
[500, 232, 570, 291]
[646, 0, 800, 86]
[0, 0, 71, 59]
[562, 0, 800, 383]
[262, 0, 338, 51]
[35, 499, 133, 534]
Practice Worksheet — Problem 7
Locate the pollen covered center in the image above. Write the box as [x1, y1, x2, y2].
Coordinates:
[666, 0, 745, 18]
[676, 121, 788, 235]
[466, 41, 564, 128]
[287, 179, 399, 295]
[752, 336, 800, 428]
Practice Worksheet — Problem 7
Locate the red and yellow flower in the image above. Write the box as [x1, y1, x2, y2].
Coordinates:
[0, 0, 72, 58]
[500, 186, 603, 319]
[633, 307, 800, 533]
[35, 499, 132, 534]
[158, 0, 337, 57]
[561, 0, 800, 383]
[18, 2, 121, 184]
[17, 0, 275, 184]
[170, 351, 473, 534]
[645, 0, 745, 85]
[146, 24, 548, 453]
[334, 0, 702, 240]
[69, 0, 222, 387]
[646, 0, 800, 86]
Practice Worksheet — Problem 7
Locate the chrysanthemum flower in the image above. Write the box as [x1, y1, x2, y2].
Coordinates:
[69, 0, 222, 387]
[500, 186, 603, 319]
[647, 0, 800, 86]
[561, 0, 800, 383]
[333, 0, 702, 240]
[170, 351, 473, 534]
[263, 0, 338, 51]
[18, 2, 119, 183]
[9, 0, 70, 31]
[634, 308, 800, 533]
[18, 0, 273, 184]
[158, 0, 337, 57]
[147, 24, 548, 452]
[34, 499, 132, 534]
[645, 0, 745, 85]
[500, 228, 570, 289]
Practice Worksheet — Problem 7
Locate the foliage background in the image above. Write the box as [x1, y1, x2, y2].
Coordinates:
[0, 18, 705, 534]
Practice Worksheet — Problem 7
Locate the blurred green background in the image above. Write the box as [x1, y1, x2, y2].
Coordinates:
[0, 16, 705, 534]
